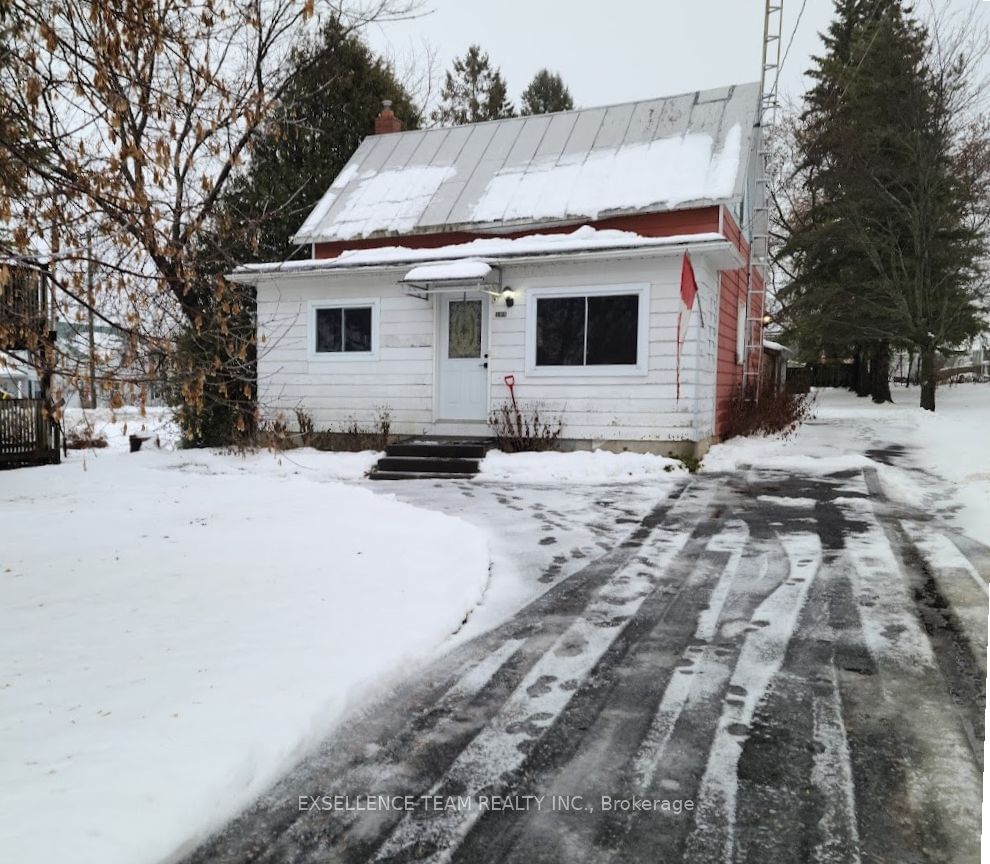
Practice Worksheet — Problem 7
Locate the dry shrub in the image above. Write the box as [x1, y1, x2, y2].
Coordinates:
[489, 401, 562, 452]
[722, 386, 814, 440]
[306, 407, 392, 452]
[254, 414, 291, 450]
[65, 430, 108, 449]
[253, 407, 392, 452]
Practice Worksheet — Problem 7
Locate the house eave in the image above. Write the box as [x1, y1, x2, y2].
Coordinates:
[227, 237, 743, 285]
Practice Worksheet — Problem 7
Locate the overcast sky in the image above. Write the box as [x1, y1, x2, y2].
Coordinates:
[365, 0, 990, 114]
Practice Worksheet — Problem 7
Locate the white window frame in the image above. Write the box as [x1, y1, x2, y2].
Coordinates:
[307, 297, 380, 362]
[525, 283, 650, 377]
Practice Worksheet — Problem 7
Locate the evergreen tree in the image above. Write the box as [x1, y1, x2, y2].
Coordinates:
[432, 45, 515, 125]
[520, 69, 574, 115]
[176, 19, 420, 444]
[0, 1, 36, 211]
[778, 0, 987, 409]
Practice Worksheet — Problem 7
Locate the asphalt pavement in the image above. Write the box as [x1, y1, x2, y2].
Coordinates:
[184, 464, 987, 864]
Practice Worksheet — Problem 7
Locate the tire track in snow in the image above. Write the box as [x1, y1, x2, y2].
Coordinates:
[459, 508, 740, 864]
[610, 508, 793, 864]
[681, 531, 822, 864]
[369, 513, 701, 863]
[839, 494, 983, 864]
[629, 519, 749, 791]
[900, 519, 989, 684]
[734, 534, 866, 864]
[809, 660, 860, 864]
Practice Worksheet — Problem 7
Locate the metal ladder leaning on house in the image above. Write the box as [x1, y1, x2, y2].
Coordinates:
[742, 0, 783, 397]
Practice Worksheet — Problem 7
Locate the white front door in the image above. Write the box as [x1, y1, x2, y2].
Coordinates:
[439, 295, 489, 421]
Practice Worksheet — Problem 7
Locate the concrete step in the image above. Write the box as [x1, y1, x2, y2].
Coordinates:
[385, 442, 490, 459]
[368, 471, 476, 481]
[375, 456, 480, 474]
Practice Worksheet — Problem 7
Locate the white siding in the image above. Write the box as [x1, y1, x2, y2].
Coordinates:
[492, 256, 719, 444]
[257, 271, 436, 432]
[255, 251, 722, 444]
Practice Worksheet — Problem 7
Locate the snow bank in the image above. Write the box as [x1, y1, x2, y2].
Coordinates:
[0, 448, 489, 864]
[703, 384, 990, 543]
[478, 449, 686, 485]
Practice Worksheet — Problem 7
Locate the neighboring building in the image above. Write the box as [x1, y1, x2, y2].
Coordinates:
[0, 350, 41, 398]
[231, 84, 767, 456]
[761, 339, 794, 391]
[0, 255, 60, 467]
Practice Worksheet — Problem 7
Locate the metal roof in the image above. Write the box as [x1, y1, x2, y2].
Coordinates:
[292, 82, 761, 245]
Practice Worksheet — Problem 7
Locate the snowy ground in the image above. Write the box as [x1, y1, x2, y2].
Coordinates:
[478, 449, 683, 485]
[187, 458, 987, 864]
[5, 388, 986, 864]
[704, 383, 990, 544]
[62, 405, 183, 451]
[0, 444, 490, 864]
[362, 473, 683, 644]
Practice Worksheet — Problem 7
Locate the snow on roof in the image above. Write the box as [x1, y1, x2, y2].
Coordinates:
[231, 226, 732, 279]
[0, 351, 36, 379]
[403, 260, 492, 283]
[292, 83, 761, 245]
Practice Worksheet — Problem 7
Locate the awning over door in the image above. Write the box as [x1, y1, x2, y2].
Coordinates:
[400, 259, 501, 298]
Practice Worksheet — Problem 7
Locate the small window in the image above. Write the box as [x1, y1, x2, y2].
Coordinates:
[736, 300, 747, 365]
[536, 293, 639, 368]
[314, 305, 373, 354]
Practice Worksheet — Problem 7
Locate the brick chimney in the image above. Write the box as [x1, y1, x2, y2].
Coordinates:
[374, 100, 403, 135]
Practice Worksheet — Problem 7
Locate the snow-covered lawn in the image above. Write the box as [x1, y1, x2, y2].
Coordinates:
[704, 383, 990, 543]
[0, 445, 489, 864]
[62, 405, 183, 451]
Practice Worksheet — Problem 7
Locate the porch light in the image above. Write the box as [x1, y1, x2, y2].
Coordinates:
[502, 286, 515, 308]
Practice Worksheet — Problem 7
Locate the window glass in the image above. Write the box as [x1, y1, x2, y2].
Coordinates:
[536, 293, 639, 367]
[315, 307, 342, 353]
[344, 307, 372, 352]
[736, 301, 747, 364]
[536, 296, 585, 366]
[447, 300, 482, 359]
[315, 306, 373, 353]
[586, 294, 638, 365]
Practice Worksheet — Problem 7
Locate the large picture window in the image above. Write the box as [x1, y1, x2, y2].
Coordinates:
[308, 299, 378, 360]
[534, 291, 642, 369]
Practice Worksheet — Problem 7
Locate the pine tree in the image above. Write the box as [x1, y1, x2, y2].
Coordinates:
[520, 69, 574, 115]
[778, 0, 987, 409]
[0, 1, 36, 209]
[432, 45, 515, 125]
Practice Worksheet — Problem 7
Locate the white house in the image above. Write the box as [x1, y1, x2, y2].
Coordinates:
[230, 83, 767, 457]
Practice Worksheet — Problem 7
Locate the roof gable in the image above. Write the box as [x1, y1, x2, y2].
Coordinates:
[292, 82, 761, 245]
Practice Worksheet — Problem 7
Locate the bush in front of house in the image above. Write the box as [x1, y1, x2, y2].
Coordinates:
[281, 406, 392, 452]
[722, 386, 815, 440]
[489, 401, 563, 452]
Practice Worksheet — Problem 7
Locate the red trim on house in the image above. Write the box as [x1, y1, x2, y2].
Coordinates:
[714, 205, 762, 437]
[311, 206, 723, 259]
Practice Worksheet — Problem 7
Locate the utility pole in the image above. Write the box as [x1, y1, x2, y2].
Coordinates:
[86, 236, 97, 410]
[742, 0, 783, 397]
